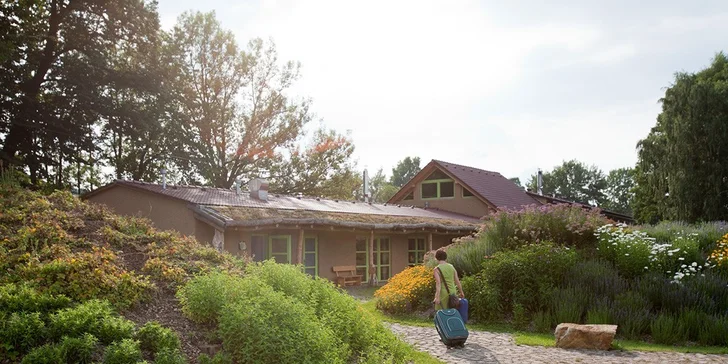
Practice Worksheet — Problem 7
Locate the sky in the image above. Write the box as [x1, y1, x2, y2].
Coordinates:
[157, 0, 728, 184]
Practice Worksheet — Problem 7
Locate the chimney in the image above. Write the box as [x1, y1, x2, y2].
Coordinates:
[249, 178, 269, 201]
[362, 169, 370, 203]
[537, 169, 543, 196]
[161, 168, 167, 189]
[235, 177, 242, 195]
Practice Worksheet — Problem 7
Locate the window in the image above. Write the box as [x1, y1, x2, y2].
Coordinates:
[421, 179, 454, 199]
[408, 238, 426, 266]
[440, 181, 454, 197]
[403, 191, 414, 200]
[463, 188, 475, 197]
[268, 235, 291, 264]
[375, 237, 391, 281]
[303, 236, 318, 277]
[355, 237, 368, 280]
[421, 182, 438, 199]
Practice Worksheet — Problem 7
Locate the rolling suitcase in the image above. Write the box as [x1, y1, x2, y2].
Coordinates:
[457, 298, 468, 324]
[434, 308, 468, 348]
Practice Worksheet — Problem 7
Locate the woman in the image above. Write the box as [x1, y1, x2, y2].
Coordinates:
[432, 249, 464, 310]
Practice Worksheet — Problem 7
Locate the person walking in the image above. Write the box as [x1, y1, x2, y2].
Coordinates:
[432, 249, 464, 310]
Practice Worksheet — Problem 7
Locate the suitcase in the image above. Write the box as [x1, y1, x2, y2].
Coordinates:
[434, 308, 468, 348]
[457, 298, 469, 324]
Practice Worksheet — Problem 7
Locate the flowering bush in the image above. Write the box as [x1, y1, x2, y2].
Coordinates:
[708, 233, 728, 271]
[375, 265, 434, 314]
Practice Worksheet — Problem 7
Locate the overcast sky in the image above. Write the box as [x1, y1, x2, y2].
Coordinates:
[157, 0, 728, 184]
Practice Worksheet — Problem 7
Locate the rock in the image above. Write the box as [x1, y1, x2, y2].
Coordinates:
[554, 323, 617, 350]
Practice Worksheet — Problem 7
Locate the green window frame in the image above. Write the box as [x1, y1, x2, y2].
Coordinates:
[463, 187, 475, 198]
[355, 237, 369, 282]
[303, 236, 318, 277]
[407, 237, 426, 266]
[268, 235, 291, 264]
[421, 179, 455, 200]
[374, 237, 391, 281]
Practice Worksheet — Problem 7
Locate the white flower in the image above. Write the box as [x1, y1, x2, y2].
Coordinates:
[678, 257, 685, 261]
[691, 262, 697, 267]
[681, 264, 687, 268]
[625, 253, 630, 256]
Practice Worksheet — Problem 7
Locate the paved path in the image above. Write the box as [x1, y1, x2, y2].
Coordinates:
[388, 323, 728, 363]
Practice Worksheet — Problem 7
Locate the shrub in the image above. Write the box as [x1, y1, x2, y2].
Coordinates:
[20, 343, 63, 364]
[198, 352, 233, 364]
[470, 243, 577, 319]
[176, 271, 249, 324]
[563, 260, 628, 305]
[136, 321, 181, 356]
[698, 315, 728, 346]
[595, 225, 653, 279]
[218, 287, 347, 364]
[49, 299, 133, 344]
[58, 333, 98, 364]
[678, 309, 710, 342]
[95, 316, 136, 345]
[0, 283, 72, 313]
[512, 303, 529, 330]
[154, 348, 187, 364]
[586, 304, 613, 324]
[709, 232, 728, 271]
[610, 291, 652, 340]
[375, 265, 434, 314]
[103, 339, 142, 364]
[531, 311, 552, 333]
[461, 276, 501, 322]
[651, 314, 685, 345]
[635, 273, 719, 314]
[641, 221, 728, 252]
[425, 236, 499, 276]
[1, 311, 46, 354]
[550, 286, 587, 325]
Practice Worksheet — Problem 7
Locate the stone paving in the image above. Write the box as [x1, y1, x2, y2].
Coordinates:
[388, 323, 728, 364]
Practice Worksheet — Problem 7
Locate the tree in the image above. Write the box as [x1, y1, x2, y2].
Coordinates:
[366, 169, 399, 203]
[267, 128, 360, 200]
[170, 12, 310, 188]
[0, 0, 162, 185]
[603, 168, 635, 215]
[509, 177, 522, 188]
[390, 157, 421, 187]
[528, 160, 607, 206]
[634, 53, 728, 223]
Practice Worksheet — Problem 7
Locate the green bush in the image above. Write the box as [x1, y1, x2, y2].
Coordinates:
[563, 260, 627, 304]
[103, 339, 142, 364]
[651, 314, 685, 345]
[176, 271, 249, 323]
[20, 343, 63, 364]
[596, 225, 653, 279]
[1, 311, 46, 354]
[531, 311, 552, 333]
[49, 300, 133, 344]
[58, 333, 98, 364]
[610, 291, 652, 340]
[641, 221, 728, 252]
[198, 352, 233, 364]
[426, 237, 500, 276]
[154, 348, 187, 364]
[678, 309, 710, 342]
[512, 303, 529, 330]
[461, 276, 501, 322]
[585, 302, 613, 324]
[219, 286, 347, 364]
[136, 321, 181, 356]
[468, 243, 577, 320]
[0, 283, 71, 313]
[550, 286, 587, 325]
[95, 316, 136, 345]
[698, 315, 728, 346]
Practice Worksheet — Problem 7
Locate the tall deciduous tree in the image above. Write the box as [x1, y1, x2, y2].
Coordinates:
[170, 12, 310, 188]
[529, 160, 607, 206]
[390, 156, 421, 187]
[367, 168, 399, 203]
[634, 52, 728, 223]
[603, 167, 635, 215]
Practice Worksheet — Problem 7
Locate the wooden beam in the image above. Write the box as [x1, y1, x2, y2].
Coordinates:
[369, 230, 375, 285]
[297, 228, 304, 265]
[428, 232, 433, 252]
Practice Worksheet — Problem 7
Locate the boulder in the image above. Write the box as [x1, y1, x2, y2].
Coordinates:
[554, 323, 617, 350]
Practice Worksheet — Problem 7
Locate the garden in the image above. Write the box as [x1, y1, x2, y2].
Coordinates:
[375, 204, 728, 350]
[0, 179, 435, 363]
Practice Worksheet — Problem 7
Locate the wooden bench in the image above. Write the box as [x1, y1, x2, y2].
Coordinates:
[332, 265, 363, 287]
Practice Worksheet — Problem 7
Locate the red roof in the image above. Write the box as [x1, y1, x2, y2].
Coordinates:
[432, 160, 540, 209]
[84, 180, 480, 223]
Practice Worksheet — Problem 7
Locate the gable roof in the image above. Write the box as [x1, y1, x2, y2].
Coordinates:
[388, 160, 540, 210]
[84, 180, 480, 230]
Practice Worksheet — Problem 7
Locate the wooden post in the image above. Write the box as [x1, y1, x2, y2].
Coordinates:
[369, 230, 375, 285]
[297, 228, 304, 265]
[428, 232, 433, 252]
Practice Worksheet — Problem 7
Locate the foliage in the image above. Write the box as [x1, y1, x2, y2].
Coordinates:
[1, 312, 46, 355]
[49, 300, 134, 344]
[0, 283, 71, 313]
[634, 52, 728, 223]
[103, 339, 143, 364]
[641, 221, 728, 252]
[531, 311, 552, 333]
[650, 314, 685, 345]
[198, 352, 234, 364]
[425, 236, 499, 277]
[366, 168, 399, 203]
[609, 291, 653, 340]
[375, 265, 434, 314]
[563, 260, 628, 304]
[155, 349, 188, 364]
[603, 167, 635, 215]
[20, 343, 63, 364]
[528, 160, 607, 206]
[58, 334, 98, 364]
[176, 271, 250, 324]
[464, 243, 576, 321]
[136, 321, 181, 356]
[549, 287, 587, 325]
[390, 156, 421, 187]
[461, 276, 501, 322]
[708, 232, 728, 271]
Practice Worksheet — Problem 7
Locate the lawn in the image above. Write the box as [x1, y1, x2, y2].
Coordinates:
[357, 290, 728, 356]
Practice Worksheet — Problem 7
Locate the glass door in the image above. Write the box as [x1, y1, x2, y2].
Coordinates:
[375, 237, 391, 281]
[408, 237, 426, 266]
[268, 235, 291, 264]
[355, 237, 369, 281]
[303, 236, 318, 276]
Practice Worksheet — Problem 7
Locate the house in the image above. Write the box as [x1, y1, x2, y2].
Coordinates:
[387, 159, 635, 223]
[83, 180, 479, 282]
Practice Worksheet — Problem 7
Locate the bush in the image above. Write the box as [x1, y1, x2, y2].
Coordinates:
[58, 333, 98, 364]
[155, 348, 187, 364]
[467, 243, 577, 320]
[550, 286, 587, 325]
[49, 299, 133, 344]
[641, 221, 728, 252]
[531, 311, 552, 333]
[610, 291, 652, 340]
[218, 286, 347, 364]
[95, 316, 136, 345]
[103, 339, 142, 364]
[698, 315, 728, 346]
[176, 271, 249, 324]
[20, 343, 63, 364]
[563, 260, 628, 304]
[461, 276, 501, 322]
[375, 265, 434, 314]
[136, 321, 181, 356]
[198, 352, 233, 364]
[651, 314, 685, 345]
[0, 283, 71, 313]
[595, 225, 653, 279]
[425, 236, 499, 276]
[1, 311, 46, 354]
[709, 232, 728, 271]
[586, 304, 613, 325]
